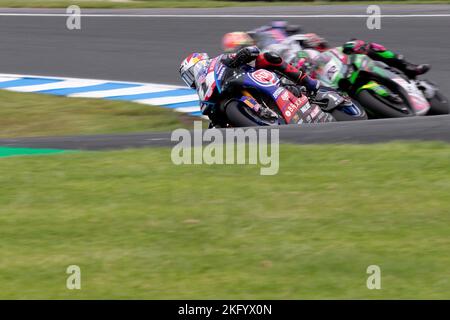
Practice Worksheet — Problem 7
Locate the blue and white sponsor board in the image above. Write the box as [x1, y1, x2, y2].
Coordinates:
[0, 73, 203, 117]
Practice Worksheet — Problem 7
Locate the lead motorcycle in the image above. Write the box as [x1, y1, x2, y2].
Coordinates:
[196, 55, 367, 128]
[279, 35, 449, 118]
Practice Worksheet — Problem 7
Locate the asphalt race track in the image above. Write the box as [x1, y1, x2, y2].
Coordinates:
[0, 5, 449, 148]
[1, 5, 449, 88]
[0, 115, 449, 150]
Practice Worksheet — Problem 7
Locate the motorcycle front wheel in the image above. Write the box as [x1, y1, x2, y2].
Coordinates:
[356, 89, 414, 118]
[224, 100, 276, 127]
[427, 91, 449, 115]
[329, 101, 368, 121]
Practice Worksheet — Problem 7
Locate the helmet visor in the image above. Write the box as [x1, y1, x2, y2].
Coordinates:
[181, 65, 195, 88]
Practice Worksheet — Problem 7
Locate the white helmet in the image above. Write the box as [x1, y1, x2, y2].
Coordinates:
[179, 52, 209, 88]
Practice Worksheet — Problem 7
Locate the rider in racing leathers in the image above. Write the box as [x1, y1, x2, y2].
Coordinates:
[222, 21, 430, 79]
[179, 46, 321, 125]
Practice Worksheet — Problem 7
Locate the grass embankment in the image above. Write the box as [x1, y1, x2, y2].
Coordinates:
[0, 142, 449, 299]
[0, 0, 448, 9]
[0, 90, 195, 138]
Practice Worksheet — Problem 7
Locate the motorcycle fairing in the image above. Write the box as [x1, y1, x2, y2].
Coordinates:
[391, 77, 430, 115]
[313, 50, 431, 115]
[194, 58, 217, 103]
[241, 70, 317, 124]
[203, 58, 330, 124]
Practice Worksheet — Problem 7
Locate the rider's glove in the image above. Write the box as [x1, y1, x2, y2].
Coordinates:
[232, 46, 260, 66]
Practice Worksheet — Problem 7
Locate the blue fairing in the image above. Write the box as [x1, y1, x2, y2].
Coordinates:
[341, 105, 361, 116]
[214, 61, 280, 99]
[241, 67, 280, 97]
[214, 59, 227, 93]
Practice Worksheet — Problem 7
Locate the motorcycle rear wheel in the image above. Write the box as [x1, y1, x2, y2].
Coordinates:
[329, 103, 368, 121]
[356, 89, 413, 118]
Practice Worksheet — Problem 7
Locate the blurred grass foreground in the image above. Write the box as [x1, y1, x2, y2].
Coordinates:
[0, 142, 449, 299]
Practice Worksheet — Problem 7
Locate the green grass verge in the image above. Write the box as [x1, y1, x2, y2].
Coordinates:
[0, 90, 195, 138]
[0, 142, 449, 299]
[0, 0, 449, 9]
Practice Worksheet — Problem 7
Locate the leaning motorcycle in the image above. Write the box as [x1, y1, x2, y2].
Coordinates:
[197, 56, 367, 128]
[307, 46, 449, 118]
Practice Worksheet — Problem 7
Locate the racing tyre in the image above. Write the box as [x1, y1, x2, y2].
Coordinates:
[427, 91, 449, 115]
[224, 100, 263, 127]
[330, 102, 368, 121]
[356, 89, 413, 118]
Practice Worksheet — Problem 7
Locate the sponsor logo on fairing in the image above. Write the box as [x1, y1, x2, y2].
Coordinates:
[393, 77, 430, 113]
[249, 69, 279, 87]
[300, 103, 311, 113]
[327, 65, 338, 80]
[310, 106, 321, 118]
[207, 57, 218, 73]
[281, 90, 290, 101]
[216, 65, 226, 81]
[282, 95, 309, 123]
[273, 87, 284, 99]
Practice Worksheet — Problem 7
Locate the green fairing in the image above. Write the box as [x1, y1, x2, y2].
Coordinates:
[376, 50, 396, 59]
[352, 55, 364, 69]
[349, 70, 359, 84]
[356, 81, 389, 96]
[369, 65, 389, 78]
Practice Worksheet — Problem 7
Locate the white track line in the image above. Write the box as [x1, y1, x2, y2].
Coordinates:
[0, 76, 19, 83]
[135, 94, 199, 106]
[175, 106, 201, 113]
[0, 73, 203, 116]
[0, 14, 449, 18]
[6, 79, 107, 93]
[0, 73, 184, 89]
[69, 84, 183, 98]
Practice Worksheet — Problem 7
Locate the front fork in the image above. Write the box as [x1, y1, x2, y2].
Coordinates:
[415, 79, 438, 100]
[356, 81, 402, 104]
[240, 90, 278, 120]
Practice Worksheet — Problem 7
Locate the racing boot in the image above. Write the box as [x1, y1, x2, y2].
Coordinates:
[366, 44, 430, 79]
[387, 55, 430, 79]
[343, 40, 430, 79]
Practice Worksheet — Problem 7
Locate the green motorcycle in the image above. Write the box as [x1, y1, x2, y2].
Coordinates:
[308, 47, 449, 118]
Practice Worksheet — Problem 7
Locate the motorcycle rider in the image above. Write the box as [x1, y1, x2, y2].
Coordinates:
[222, 21, 430, 79]
[342, 40, 430, 79]
[179, 46, 321, 124]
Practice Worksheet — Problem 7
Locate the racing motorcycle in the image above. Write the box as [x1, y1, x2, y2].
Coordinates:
[304, 46, 449, 118]
[197, 56, 367, 128]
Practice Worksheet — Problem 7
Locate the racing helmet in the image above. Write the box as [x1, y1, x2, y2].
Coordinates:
[271, 20, 288, 29]
[222, 32, 255, 53]
[179, 52, 209, 89]
[303, 33, 329, 51]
